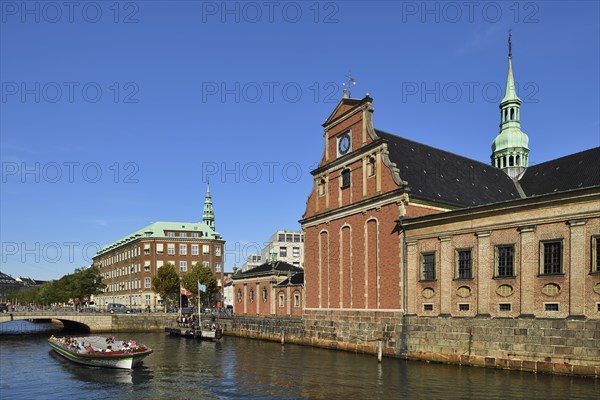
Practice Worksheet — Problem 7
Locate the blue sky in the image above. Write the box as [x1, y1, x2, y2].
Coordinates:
[1, 1, 599, 280]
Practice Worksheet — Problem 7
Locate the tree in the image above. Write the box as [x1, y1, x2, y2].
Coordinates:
[181, 262, 218, 308]
[151, 262, 180, 310]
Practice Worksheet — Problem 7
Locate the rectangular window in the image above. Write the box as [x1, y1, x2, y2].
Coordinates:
[180, 232, 186, 238]
[423, 304, 433, 312]
[203, 261, 210, 268]
[145, 277, 151, 289]
[421, 253, 435, 281]
[457, 249, 472, 279]
[292, 247, 300, 257]
[542, 241, 562, 274]
[496, 245, 514, 277]
[144, 261, 150, 272]
[180, 261, 187, 272]
[157, 260, 164, 268]
[179, 244, 187, 255]
[203, 245, 210, 255]
[286, 234, 293, 242]
[145, 295, 151, 305]
[458, 303, 470, 311]
[192, 232, 199, 238]
[294, 234, 300, 243]
[144, 244, 150, 255]
[279, 294, 285, 308]
[278, 233, 285, 242]
[593, 236, 600, 273]
[167, 244, 175, 255]
[545, 303, 559, 312]
[156, 243, 164, 254]
[280, 247, 287, 257]
[191, 245, 199, 256]
[215, 246, 221, 257]
[294, 293, 300, 307]
[499, 303, 511, 312]
[215, 263, 221, 273]
[167, 232, 174, 237]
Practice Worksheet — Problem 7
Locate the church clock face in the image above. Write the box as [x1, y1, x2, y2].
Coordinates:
[338, 132, 351, 157]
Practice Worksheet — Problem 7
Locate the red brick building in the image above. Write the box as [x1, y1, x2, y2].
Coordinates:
[232, 261, 303, 316]
[300, 50, 600, 322]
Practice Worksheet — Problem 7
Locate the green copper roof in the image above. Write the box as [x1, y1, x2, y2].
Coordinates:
[501, 58, 521, 104]
[96, 221, 222, 256]
[202, 183, 215, 230]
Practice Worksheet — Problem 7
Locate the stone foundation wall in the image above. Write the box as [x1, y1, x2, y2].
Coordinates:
[222, 310, 600, 378]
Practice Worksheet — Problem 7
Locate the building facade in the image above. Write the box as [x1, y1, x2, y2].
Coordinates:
[240, 230, 304, 272]
[300, 40, 600, 322]
[93, 185, 225, 311]
[232, 261, 303, 316]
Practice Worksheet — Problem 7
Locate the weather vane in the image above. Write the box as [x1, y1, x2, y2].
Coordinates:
[342, 72, 356, 98]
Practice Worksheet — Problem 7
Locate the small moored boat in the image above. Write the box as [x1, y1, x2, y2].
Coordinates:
[48, 335, 153, 369]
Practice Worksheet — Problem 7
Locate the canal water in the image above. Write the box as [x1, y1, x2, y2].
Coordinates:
[0, 323, 598, 399]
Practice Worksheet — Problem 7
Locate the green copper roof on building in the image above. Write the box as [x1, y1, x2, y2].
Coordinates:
[501, 58, 521, 105]
[202, 182, 215, 230]
[491, 32, 530, 177]
[96, 221, 222, 256]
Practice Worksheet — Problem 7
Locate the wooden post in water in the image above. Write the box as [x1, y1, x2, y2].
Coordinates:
[377, 340, 382, 363]
[281, 330, 285, 345]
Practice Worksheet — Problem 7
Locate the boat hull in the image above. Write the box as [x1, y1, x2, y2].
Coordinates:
[48, 337, 152, 369]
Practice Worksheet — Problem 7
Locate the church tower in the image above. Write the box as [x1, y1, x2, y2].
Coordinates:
[491, 32, 530, 179]
[202, 182, 215, 230]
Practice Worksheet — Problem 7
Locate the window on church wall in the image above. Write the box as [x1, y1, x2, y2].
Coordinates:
[496, 245, 515, 277]
[368, 156, 376, 177]
[294, 292, 300, 307]
[341, 169, 350, 189]
[237, 289, 242, 303]
[278, 293, 285, 308]
[592, 236, 600, 273]
[421, 253, 436, 281]
[318, 178, 326, 196]
[541, 240, 562, 275]
[249, 289, 254, 303]
[456, 249, 473, 279]
[262, 287, 268, 302]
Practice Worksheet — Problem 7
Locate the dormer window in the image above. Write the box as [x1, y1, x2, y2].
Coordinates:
[341, 169, 350, 189]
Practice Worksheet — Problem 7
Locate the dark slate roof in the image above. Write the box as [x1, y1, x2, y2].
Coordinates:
[277, 272, 304, 286]
[233, 261, 303, 279]
[376, 130, 521, 207]
[0, 272, 19, 285]
[519, 147, 600, 197]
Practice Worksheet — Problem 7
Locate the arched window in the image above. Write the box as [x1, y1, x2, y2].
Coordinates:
[341, 169, 350, 188]
[510, 108, 515, 120]
[509, 156, 514, 166]
[516, 155, 521, 166]
[368, 156, 376, 177]
[318, 178, 326, 196]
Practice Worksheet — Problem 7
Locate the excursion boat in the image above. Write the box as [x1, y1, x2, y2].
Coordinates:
[48, 335, 153, 369]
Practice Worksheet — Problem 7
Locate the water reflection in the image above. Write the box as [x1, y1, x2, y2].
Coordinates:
[1, 333, 597, 399]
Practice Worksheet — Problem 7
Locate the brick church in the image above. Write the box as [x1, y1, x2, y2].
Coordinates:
[300, 36, 600, 325]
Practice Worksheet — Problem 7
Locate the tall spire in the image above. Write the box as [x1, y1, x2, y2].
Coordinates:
[491, 31, 530, 180]
[202, 181, 215, 230]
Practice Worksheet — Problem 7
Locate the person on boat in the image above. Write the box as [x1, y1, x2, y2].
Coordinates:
[84, 343, 94, 354]
[105, 345, 113, 352]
